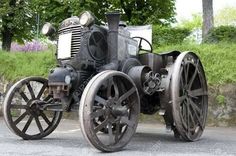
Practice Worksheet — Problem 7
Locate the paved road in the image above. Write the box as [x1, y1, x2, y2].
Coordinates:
[0, 118, 236, 156]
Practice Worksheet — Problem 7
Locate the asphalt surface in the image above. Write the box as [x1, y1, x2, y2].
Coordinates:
[0, 117, 236, 156]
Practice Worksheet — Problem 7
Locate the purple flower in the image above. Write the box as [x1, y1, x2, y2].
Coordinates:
[11, 40, 48, 52]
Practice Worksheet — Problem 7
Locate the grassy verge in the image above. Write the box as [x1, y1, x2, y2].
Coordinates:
[0, 50, 56, 81]
[0, 42, 236, 85]
[155, 43, 236, 85]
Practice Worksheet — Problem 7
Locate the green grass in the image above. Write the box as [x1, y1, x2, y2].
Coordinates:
[155, 43, 236, 85]
[0, 42, 236, 85]
[0, 50, 56, 82]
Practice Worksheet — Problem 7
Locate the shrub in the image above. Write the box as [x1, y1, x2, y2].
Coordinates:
[153, 25, 191, 46]
[204, 26, 236, 43]
[216, 95, 226, 106]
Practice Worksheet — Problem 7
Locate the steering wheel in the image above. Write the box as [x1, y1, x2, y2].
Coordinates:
[132, 37, 153, 53]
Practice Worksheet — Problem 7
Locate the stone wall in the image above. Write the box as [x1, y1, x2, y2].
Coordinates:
[208, 84, 236, 126]
[0, 78, 235, 126]
[0, 78, 8, 116]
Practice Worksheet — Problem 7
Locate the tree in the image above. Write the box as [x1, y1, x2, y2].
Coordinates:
[31, 0, 76, 30]
[202, 0, 214, 39]
[0, 0, 176, 51]
[27, 0, 177, 29]
[109, 0, 176, 25]
[179, 13, 202, 30]
[0, 0, 35, 51]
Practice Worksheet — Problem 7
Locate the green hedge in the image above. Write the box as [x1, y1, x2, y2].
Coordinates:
[153, 25, 191, 46]
[204, 26, 236, 43]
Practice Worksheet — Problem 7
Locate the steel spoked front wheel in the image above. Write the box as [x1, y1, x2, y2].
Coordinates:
[171, 52, 208, 141]
[3, 77, 62, 140]
[79, 71, 140, 152]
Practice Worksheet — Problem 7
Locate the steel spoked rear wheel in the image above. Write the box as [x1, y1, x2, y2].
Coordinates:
[171, 52, 208, 141]
[79, 71, 140, 152]
[3, 77, 62, 140]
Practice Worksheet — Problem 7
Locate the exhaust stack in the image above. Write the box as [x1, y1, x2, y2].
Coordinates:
[100, 12, 120, 71]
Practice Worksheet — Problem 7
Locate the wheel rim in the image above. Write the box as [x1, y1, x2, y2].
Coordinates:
[3, 77, 62, 140]
[80, 71, 140, 152]
[171, 52, 208, 141]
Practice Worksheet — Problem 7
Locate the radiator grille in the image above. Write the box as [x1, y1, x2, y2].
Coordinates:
[58, 25, 82, 59]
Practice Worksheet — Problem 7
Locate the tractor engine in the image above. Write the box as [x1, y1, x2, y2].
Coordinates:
[46, 12, 143, 110]
[46, 16, 107, 110]
[46, 12, 163, 111]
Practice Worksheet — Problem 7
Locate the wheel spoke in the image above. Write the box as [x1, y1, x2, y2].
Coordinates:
[120, 116, 135, 128]
[113, 79, 119, 99]
[189, 107, 196, 129]
[176, 95, 186, 104]
[95, 95, 107, 106]
[115, 121, 120, 142]
[106, 77, 119, 98]
[19, 91, 29, 103]
[108, 123, 113, 144]
[14, 112, 28, 125]
[22, 115, 33, 133]
[180, 105, 187, 128]
[94, 117, 109, 133]
[118, 87, 136, 103]
[188, 60, 199, 89]
[107, 77, 114, 97]
[26, 82, 36, 99]
[35, 116, 44, 134]
[126, 100, 136, 109]
[37, 83, 47, 99]
[40, 112, 51, 126]
[11, 104, 28, 109]
[189, 99, 203, 130]
[186, 103, 190, 135]
[189, 98, 201, 114]
[90, 109, 106, 119]
[189, 88, 207, 97]
[181, 102, 187, 123]
[43, 95, 52, 102]
[184, 62, 190, 84]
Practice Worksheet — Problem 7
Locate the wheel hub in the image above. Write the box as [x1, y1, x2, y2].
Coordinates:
[28, 101, 41, 116]
[111, 106, 127, 116]
[107, 97, 128, 117]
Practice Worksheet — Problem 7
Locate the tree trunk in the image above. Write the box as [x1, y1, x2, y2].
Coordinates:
[202, 0, 214, 40]
[1, 0, 16, 51]
[1, 26, 13, 51]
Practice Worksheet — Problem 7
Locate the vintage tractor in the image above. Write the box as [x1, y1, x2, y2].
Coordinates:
[3, 11, 208, 152]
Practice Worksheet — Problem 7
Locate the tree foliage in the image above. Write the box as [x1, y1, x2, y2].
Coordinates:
[178, 13, 202, 30]
[108, 0, 176, 25]
[0, 0, 176, 51]
[35, 0, 176, 25]
[215, 7, 236, 26]
[0, 0, 35, 50]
